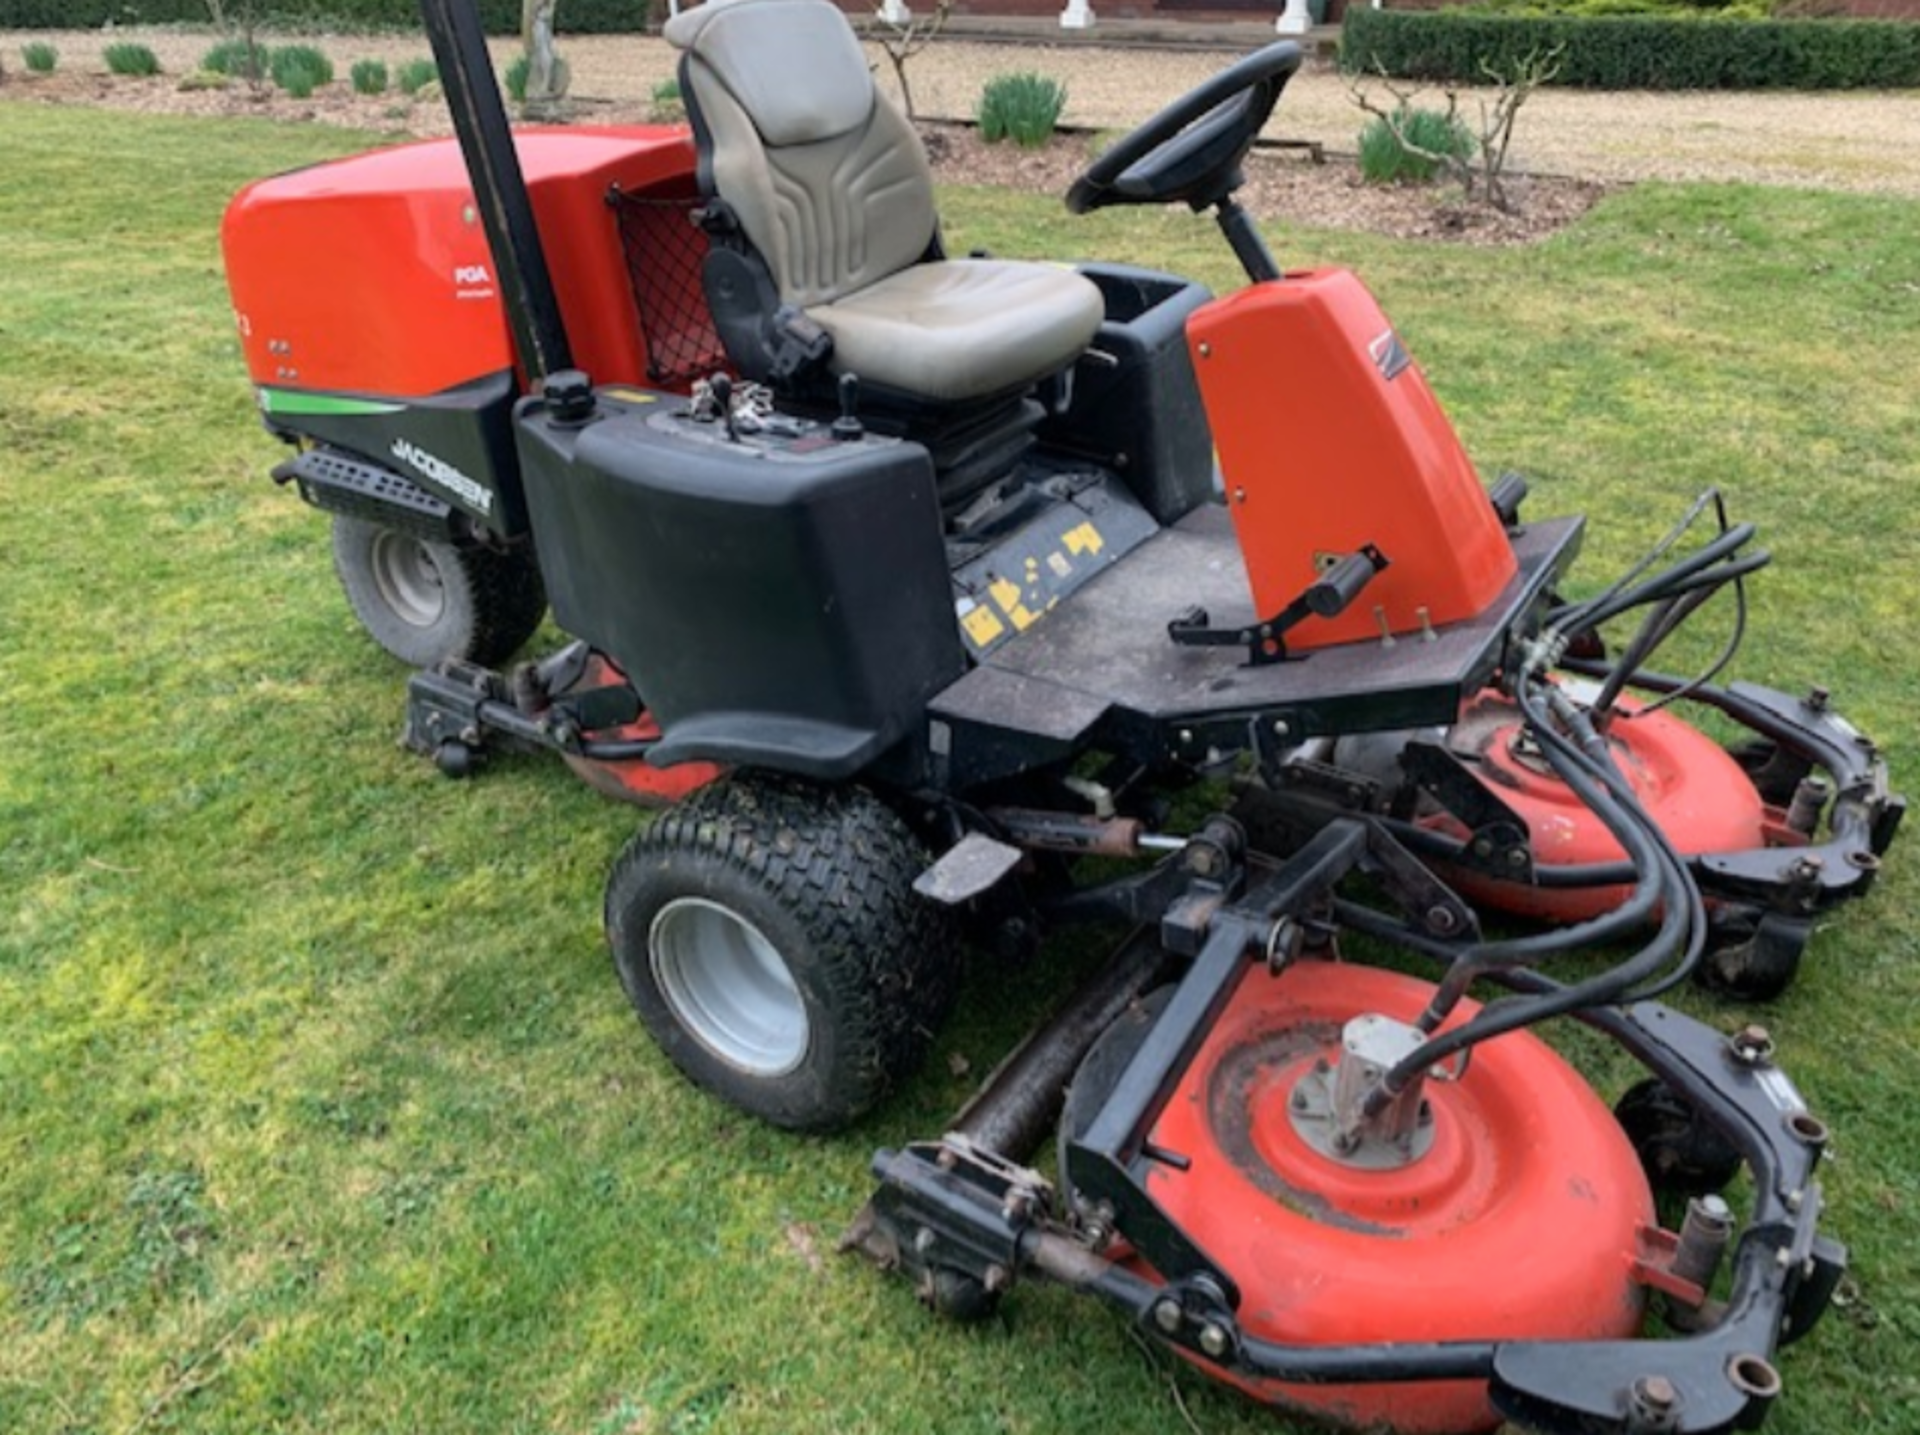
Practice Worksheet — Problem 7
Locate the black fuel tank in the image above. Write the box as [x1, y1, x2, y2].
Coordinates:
[515, 387, 965, 780]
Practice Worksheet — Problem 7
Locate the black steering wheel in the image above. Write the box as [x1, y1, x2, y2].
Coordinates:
[1066, 42, 1303, 216]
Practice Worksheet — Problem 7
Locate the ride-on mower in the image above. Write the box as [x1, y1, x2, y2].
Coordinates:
[221, 1, 1904, 1429]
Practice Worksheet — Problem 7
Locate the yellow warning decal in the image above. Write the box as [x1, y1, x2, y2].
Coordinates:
[986, 575, 1042, 631]
[961, 604, 1005, 647]
[1064, 522, 1104, 556]
[599, 387, 659, 404]
[963, 606, 1006, 646]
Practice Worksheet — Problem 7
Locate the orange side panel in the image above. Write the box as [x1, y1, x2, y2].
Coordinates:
[1187, 270, 1518, 652]
[221, 127, 698, 400]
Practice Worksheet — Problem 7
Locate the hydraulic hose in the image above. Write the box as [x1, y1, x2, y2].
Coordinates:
[1343, 494, 1769, 1109]
[1375, 815, 1636, 887]
[1365, 672, 1707, 1108]
[1568, 548, 1767, 652]
[1590, 584, 1718, 718]
[1546, 487, 1728, 626]
[1410, 787, 1669, 1032]
[1350, 679, 1678, 1039]
[1548, 519, 1759, 634]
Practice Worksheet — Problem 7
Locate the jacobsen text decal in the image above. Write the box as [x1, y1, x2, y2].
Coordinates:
[392, 438, 493, 515]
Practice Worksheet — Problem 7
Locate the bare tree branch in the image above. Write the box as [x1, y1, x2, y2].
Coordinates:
[1348, 45, 1563, 213]
[207, 0, 266, 88]
[1348, 66, 1476, 197]
[1473, 44, 1564, 211]
[864, 0, 952, 122]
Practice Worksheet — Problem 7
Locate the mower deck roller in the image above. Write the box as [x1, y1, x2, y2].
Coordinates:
[219, 1, 1902, 1431]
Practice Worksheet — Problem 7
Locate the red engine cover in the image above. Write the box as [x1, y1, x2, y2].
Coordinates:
[1139, 961, 1652, 1434]
[1187, 270, 1519, 652]
[221, 127, 703, 400]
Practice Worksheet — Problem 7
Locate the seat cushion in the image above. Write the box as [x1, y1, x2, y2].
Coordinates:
[808, 260, 1105, 403]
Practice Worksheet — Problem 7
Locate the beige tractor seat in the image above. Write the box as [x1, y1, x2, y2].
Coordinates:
[811, 260, 1101, 404]
[665, 0, 1103, 404]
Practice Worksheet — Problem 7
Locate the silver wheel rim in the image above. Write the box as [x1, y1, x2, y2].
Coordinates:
[368, 531, 447, 628]
[649, 898, 809, 1076]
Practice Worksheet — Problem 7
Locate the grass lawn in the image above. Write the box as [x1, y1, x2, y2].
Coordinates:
[1, 101, 1916, 1435]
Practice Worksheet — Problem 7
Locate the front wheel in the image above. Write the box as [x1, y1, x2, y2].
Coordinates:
[605, 776, 960, 1131]
[329, 515, 545, 668]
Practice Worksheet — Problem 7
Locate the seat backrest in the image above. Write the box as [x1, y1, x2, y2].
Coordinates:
[665, 0, 938, 311]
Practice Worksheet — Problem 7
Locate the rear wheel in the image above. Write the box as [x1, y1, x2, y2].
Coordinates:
[605, 775, 960, 1131]
[329, 515, 545, 667]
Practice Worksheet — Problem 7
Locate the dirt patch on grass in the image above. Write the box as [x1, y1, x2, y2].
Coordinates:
[4, 68, 434, 137]
[10, 25, 1920, 198]
[4, 67, 1604, 246]
[921, 123, 1606, 245]
[12, 22, 1914, 245]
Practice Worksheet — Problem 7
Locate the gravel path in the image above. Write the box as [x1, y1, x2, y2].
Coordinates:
[7, 27, 1920, 195]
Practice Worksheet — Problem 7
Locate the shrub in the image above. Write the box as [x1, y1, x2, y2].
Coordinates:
[1358, 105, 1475, 184]
[22, 41, 57, 73]
[977, 72, 1067, 149]
[505, 53, 530, 102]
[396, 58, 438, 96]
[269, 44, 333, 98]
[1341, 9, 1920, 92]
[350, 58, 388, 95]
[271, 44, 333, 88]
[103, 43, 161, 78]
[202, 39, 271, 80]
[0, 2, 644, 32]
[649, 75, 684, 121]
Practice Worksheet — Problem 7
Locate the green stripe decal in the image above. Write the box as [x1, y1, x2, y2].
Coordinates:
[259, 388, 405, 418]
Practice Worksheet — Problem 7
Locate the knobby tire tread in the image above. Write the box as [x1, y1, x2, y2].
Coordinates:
[330, 514, 545, 667]
[607, 775, 958, 1130]
[459, 542, 547, 667]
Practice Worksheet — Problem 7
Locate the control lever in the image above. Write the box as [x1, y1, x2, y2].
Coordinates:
[1306, 549, 1382, 618]
[1488, 470, 1529, 527]
[832, 373, 864, 442]
[708, 372, 738, 442]
[1168, 544, 1390, 667]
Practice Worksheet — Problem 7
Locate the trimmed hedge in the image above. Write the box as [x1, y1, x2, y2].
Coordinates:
[0, 1, 647, 32]
[1341, 9, 1920, 90]
[1471, 0, 1770, 15]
